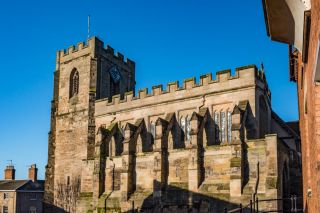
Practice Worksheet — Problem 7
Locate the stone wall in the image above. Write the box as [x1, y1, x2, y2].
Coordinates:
[45, 37, 301, 212]
[0, 191, 16, 213]
[85, 101, 298, 213]
[45, 37, 135, 212]
[85, 133, 291, 212]
[295, 0, 320, 211]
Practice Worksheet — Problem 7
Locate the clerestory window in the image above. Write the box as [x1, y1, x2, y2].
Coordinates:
[186, 116, 191, 141]
[221, 111, 226, 143]
[227, 111, 232, 143]
[214, 112, 220, 143]
[180, 116, 191, 141]
[180, 116, 186, 140]
[150, 122, 156, 139]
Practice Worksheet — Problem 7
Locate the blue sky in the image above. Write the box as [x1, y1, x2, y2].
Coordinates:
[0, 0, 298, 179]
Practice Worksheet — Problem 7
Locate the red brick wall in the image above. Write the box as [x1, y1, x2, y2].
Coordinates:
[4, 167, 15, 180]
[297, 0, 320, 211]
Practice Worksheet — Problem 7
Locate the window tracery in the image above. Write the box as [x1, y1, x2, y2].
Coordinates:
[221, 111, 226, 143]
[186, 116, 191, 141]
[180, 116, 186, 140]
[69, 69, 79, 98]
[214, 112, 220, 143]
[150, 122, 156, 139]
[227, 111, 232, 143]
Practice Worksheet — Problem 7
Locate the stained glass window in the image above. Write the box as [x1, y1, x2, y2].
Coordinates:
[227, 111, 232, 143]
[186, 116, 191, 141]
[180, 116, 186, 139]
[221, 111, 226, 143]
[150, 122, 156, 139]
[214, 112, 220, 143]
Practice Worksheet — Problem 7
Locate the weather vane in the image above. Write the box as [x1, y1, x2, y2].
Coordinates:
[7, 160, 13, 166]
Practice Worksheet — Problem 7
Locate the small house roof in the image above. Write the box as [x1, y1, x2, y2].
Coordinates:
[0, 180, 44, 192]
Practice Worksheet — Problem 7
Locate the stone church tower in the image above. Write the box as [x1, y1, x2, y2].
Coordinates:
[44, 37, 135, 211]
[45, 37, 302, 212]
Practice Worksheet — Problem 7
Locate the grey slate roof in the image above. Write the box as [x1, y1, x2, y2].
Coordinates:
[0, 180, 29, 191]
[0, 180, 44, 191]
[18, 180, 44, 191]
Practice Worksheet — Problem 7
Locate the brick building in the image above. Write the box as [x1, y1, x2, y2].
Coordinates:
[0, 165, 44, 213]
[262, 0, 320, 211]
[44, 37, 302, 212]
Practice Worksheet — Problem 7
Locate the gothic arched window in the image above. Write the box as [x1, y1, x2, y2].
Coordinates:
[214, 112, 220, 143]
[180, 116, 186, 141]
[69, 68, 79, 98]
[150, 121, 156, 139]
[186, 116, 191, 141]
[220, 111, 226, 143]
[227, 111, 232, 143]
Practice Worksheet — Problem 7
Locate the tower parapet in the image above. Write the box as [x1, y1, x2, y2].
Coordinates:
[96, 65, 271, 108]
[57, 37, 135, 69]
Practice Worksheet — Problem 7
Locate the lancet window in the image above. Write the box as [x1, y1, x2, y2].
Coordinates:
[180, 116, 186, 139]
[180, 116, 191, 141]
[221, 111, 226, 142]
[214, 112, 220, 143]
[69, 68, 79, 98]
[186, 116, 191, 141]
[227, 111, 232, 143]
[214, 110, 232, 144]
[150, 122, 156, 139]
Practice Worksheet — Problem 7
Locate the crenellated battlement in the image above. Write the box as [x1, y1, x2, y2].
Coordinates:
[63, 42, 88, 55]
[58, 40, 91, 60]
[57, 37, 135, 68]
[96, 64, 271, 106]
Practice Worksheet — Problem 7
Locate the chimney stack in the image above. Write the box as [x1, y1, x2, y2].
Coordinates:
[4, 165, 15, 180]
[28, 164, 38, 182]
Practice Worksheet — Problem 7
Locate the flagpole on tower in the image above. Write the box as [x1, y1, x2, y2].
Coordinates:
[88, 15, 91, 40]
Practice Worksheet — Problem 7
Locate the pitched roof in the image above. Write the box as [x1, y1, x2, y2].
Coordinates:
[271, 111, 300, 140]
[0, 180, 44, 191]
[0, 180, 29, 191]
[286, 121, 300, 136]
[18, 180, 44, 191]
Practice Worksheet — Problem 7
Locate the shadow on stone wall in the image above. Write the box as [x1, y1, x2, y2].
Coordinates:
[121, 180, 251, 213]
[43, 202, 71, 213]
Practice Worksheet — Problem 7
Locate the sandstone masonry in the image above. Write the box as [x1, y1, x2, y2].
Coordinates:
[44, 37, 302, 213]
